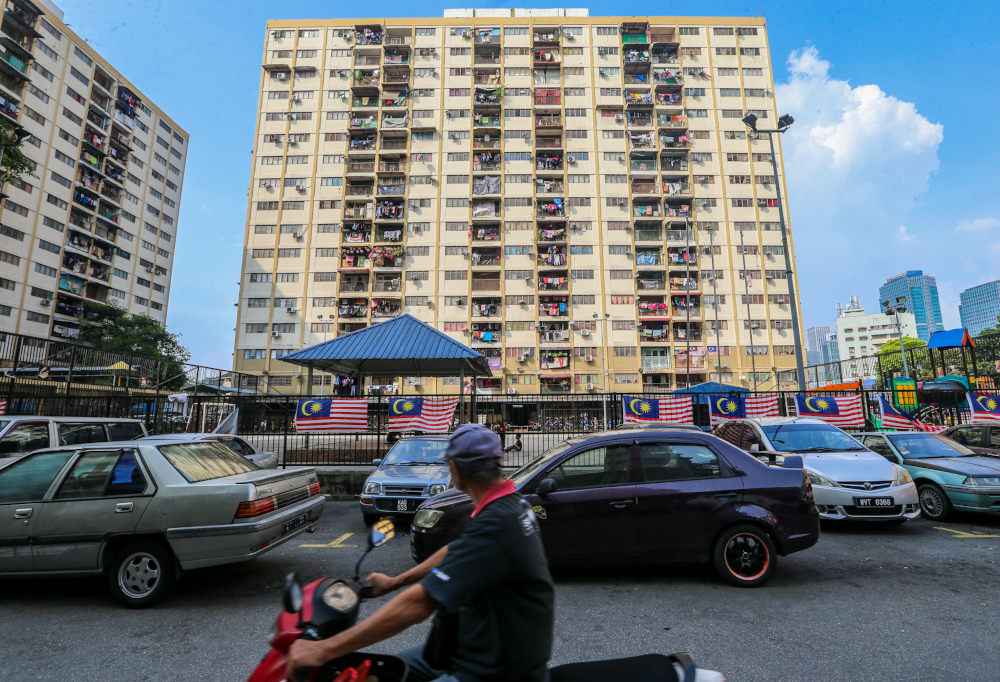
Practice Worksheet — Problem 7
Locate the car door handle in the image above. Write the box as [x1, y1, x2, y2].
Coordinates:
[609, 499, 635, 508]
[14, 508, 32, 519]
[713, 493, 738, 500]
[115, 502, 134, 513]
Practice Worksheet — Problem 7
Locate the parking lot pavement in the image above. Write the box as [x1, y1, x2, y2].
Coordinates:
[2, 503, 1000, 681]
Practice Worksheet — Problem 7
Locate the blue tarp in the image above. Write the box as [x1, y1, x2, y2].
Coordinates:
[927, 328, 974, 350]
[279, 314, 492, 378]
[670, 381, 749, 404]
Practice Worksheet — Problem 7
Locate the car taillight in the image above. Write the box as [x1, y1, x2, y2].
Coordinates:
[308, 481, 321, 497]
[800, 471, 814, 503]
[235, 496, 277, 518]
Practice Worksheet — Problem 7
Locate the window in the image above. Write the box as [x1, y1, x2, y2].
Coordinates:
[685, 88, 706, 97]
[69, 66, 89, 86]
[416, 28, 436, 36]
[716, 47, 737, 56]
[743, 67, 764, 76]
[547, 445, 631, 490]
[26, 311, 50, 323]
[35, 263, 55, 277]
[678, 27, 700, 35]
[613, 346, 637, 357]
[33, 62, 55, 82]
[597, 27, 619, 35]
[740, 47, 761, 56]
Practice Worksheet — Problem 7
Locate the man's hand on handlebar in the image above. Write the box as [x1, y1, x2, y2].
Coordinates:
[365, 572, 398, 598]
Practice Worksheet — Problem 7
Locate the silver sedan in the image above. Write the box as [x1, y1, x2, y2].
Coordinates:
[0, 439, 323, 607]
[137, 433, 278, 468]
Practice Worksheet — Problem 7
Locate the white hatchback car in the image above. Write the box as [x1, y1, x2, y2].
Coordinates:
[714, 417, 920, 522]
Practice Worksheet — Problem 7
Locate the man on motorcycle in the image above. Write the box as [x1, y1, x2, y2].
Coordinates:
[286, 423, 554, 682]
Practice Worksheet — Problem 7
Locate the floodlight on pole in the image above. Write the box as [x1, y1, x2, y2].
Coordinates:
[741, 113, 758, 132]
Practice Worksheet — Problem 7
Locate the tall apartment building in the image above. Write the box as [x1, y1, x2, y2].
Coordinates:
[234, 9, 803, 395]
[878, 270, 943, 344]
[0, 0, 188, 341]
[959, 280, 1000, 336]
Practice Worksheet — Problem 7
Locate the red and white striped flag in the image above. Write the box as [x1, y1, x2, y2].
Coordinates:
[295, 399, 368, 432]
[388, 397, 459, 432]
[746, 395, 779, 418]
[877, 396, 949, 432]
[0, 399, 6, 415]
[623, 395, 694, 425]
[794, 394, 865, 428]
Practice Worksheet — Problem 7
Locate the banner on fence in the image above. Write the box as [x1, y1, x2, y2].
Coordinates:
[793, 394, 865, 427]
[709, 395, 781, 426]
[388, 397, 459, 432]
[295, 399, 368, 432]
[622, 395, 694, 425]
[968, 392, 1000, 423]
[876, 396, 947, 432]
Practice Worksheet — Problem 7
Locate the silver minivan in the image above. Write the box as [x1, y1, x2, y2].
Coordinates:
[0, 417, 148, 459]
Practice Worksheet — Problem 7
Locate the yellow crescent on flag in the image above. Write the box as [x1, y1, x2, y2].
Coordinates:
[977, 395, 999, 412]
[300, 400, 317, 417]
[392, 398, 408, 414]
[804, 396, 824, 413]
[630, 398, 643, 415]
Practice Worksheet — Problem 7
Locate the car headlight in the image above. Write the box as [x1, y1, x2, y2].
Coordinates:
[414, 509, 444, 528]
[892, 464, 912, 486]
[363, 481, 381, 495]
[806, 470, 839, 488]
[964, 476, 1000, 486]
[321, 581, 358, 612]
[428, 484, 448, 496]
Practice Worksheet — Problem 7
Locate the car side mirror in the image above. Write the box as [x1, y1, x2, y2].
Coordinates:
[782, 455, 804, 469]
[536, 478, 558, 496]
[749, 443, 760, 453]
[372, 458, 383, 466]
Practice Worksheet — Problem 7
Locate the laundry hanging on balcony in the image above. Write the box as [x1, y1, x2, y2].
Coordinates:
[382, 113, 408, 128]
[472, 175, 501, 195]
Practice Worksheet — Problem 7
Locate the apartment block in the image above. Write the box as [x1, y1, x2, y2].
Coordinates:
[0, 0, 188, 341]
[234, 9, 803, 395]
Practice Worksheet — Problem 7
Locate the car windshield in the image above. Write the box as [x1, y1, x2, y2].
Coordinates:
[509, 441, 574, 485]
[761, 423, 867, 453]
[158, 442, 259, 482]
[382, 439, 450, 465]
[888, 433, 975, 459]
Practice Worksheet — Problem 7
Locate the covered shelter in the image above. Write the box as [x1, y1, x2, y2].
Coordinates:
[669, 381, 748, 404]
[927, 328, 978, 383]
[278, 314, 492, 419]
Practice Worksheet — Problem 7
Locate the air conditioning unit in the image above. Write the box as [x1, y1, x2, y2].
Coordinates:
[625, 247, 632, 256]
[517, 298, 526, 305]
[291, 94, 301, 101]
[412, 224, 422, 233]
[144, 266, 154, 273]
[567, 155, 576, 164]
[275, 72, 288, 80]
[296, 184, 307, 192]
[581, 329, 591, 337]
[765, 273, 775, 279]
[410, 274, 420, 281]
[614, 113, 623, 122]
[524, 275, 532, 282]
[585, 354, 594, 362]
[516, 355, 527, 362]
[445, 110, 453, 118]
[599, 69, 608, 78]
[286, 306, 296, 313]
[408, 201, 418, 209]
[271, 331, 281, 337]
[462, 32, 471, 40]
[293, 231, 304, 240]
[750, 322, 760, 329]
[586, 383, 596, 390]
[345, 33, 354, 42]
[616, 198, 626, 207]
[565, 33, 575, 41]
[40, 298, 51, 306]
[426, 301, 434, 309]
[507, 387, 517, 394]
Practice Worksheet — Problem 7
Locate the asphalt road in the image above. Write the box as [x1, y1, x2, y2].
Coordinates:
[2, 503, 1000, 681]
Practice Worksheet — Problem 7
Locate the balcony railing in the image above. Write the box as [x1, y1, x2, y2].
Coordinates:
[353, 74, 380, 87]
[373, 279, 401, 292]
[663, 181, 690, 196]
[631, 182, 657, 195]
[380, 139, 407, 150]
[652, 50, 678, 64]
[641, 357, 672, 370]
[637, 304, 670, 317]
[625, 92, 654, 105]
[355, 56, 382, 66]
[635, 229, 661, 242]
[474, 34, 501, 45]
[346, 185, 373, 196]
[475, 55, 501, 65]
[540, 383, 572, 394]
[630, 160, 657, 174]
[0, 50, 27, 75]
[354, 31, 385, 45]
[534, 51, 559, 64]
[536, 138, 562, 148]
[533, 94, 561, 106]
[470, 279, 501, 292]
[533, 31, 561, 44]
[664, 206, 692, 218]
[473, 115, 501, 127]
[349, 117, 378, 129]
[666, 230, 694, 242]
[376, 183, 405, 196]
[536, 179, 564, 194]
[658, 114, 687, 128]
[383, 73, 410, 84]
[344, 207, 372, 219]
[473, 138, 501, 149]
[378, 161, 406, 173]
[633, 205, 661, 218]
[659, 135, 689, 149]
[535, 116, 562, 128]
[653, 70, 683, 85]
[474, 74, 502, 85]
[539, 330, 570, 343]
[347, 162, 375, 174]
[385, 36, 411, 46]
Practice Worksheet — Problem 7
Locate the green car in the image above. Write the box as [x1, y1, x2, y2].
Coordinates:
[855, 431, 1000, 521]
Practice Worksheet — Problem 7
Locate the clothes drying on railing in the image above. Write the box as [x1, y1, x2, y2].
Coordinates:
[664, 181, 689, 196]
[375, 201, 404, 219]
[539, 229, 565, 240]
[536, 155, 562, 170]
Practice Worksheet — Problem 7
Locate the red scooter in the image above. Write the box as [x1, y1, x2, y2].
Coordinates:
[249, 519, 727, 682]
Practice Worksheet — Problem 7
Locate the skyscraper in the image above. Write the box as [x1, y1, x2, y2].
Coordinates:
[959, 279, 1000, 336]
[878, 270, 943, 343]
[234, 10, 803, 394]
[0, 0, 188, 341]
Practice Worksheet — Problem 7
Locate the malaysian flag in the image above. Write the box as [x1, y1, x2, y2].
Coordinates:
[876, 396, 948, 433]
[969, 393, 1000, 423]
[295, 399, 368, 432]
[746, 395, 780, 418]
[388, 397, 459, 433]
[622, 395, 694, 425]
[710, 395, 745, 426]
[794, 394, 865, 428]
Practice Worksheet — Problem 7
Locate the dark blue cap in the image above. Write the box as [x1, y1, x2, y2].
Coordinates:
[444, 423, 501, 470]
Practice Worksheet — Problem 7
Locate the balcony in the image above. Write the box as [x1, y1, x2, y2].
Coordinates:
[540, 380, 572, 394]
[635, 228, 661, 242]
[470, 323, 501, 343]
[470, 277, 501, 292]
[349, 136, 377, 152]
[346, 184, 373, 197]
[534, 50, 560, 65]
[674, 353, 706, 369]
[96, 207, 119, 225]
[474, 87, 502, 106]
[659, 133, 689, 149]
[629, 159, 658, 175]
[371, 299, 402, 318]
[374, 201, 404, 221]
[535, 115, 562, 129]
[632, 202, 660, 218]
[340, 249, 371, 269]
[637, 276, 666, 292]
[474, 73, 502, 85]
[653, 69, 683, 86]
[540, 351, 571, 370]
[471, 224, 500, 241]
[665, 229, 694, 243]
[471, 248, 501, 266]
[661, 157, 689, 173]
[473, 113, 501, 128]
[536, 199, 565, 218]
[338, 299, 370, 317]
[471, 296, 502, 317]
[347, 161, 376, 175]
[636, 249, 663, 267]
[652, 48, 679, 64]
[384, 36, 411, 47]
[380, 139, 408, 151]
[539, 329, 570, 343]
[377, 160, 406, 174]
[626, 112, 653, 128]
[349, 114, 378, 129]
[354, 29, 385, 46]
[638, 298, 670, 317]
[533, 89, 561, 106]
[641, 356, 672, 371]
[72, 191, 98, 212]
[538, 246, 566, 266]
[352, 95, 379, 107]
[472, 200, 500, 221]
[667, 247, 697, 265]
[343, 205, 372, 220]
[472, 152, 500, 171]
[373, 276, 401, 292]
[352, 72, 380, 87]
[340, 276, 370, 293]
[664, 203, 692, 219]
[535, 153, 563, 171]
[657, 92, 683, 106]
[0, 48, 27, 77]
[658, 113, 687, 128]
[474, 32, 501, 46]
[382, 71, 410, 85]
[342, 227, 371, 244]
[631, 181, 657, 196]
[473, 136, 501, 149]
[538, 274, 567, 292]
[355, 55, 382, 66]
[474, 54, 501, 65]
[539, 295, 568, 317]
[533, 29, 561, 45]
[662, 180, 690, 196]
[537, 226, 566, 243]
[536, 137, 562, 149]
[669, 275, 699, 292]
[628, 132, 655, 149]
[376, 180, 405, 196]
[639, 323, 670, 342]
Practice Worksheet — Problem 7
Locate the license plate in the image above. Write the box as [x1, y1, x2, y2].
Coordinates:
[396, 499, 410, 512]
[854, 497, 894, 507]
[283, 514, 308, 534]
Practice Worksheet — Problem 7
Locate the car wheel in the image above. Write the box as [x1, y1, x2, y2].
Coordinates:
[713, 524, 776, 588]
[107, 541, 176, 608]
[363, 513, 380, 527]
[917, 482, 952, 521]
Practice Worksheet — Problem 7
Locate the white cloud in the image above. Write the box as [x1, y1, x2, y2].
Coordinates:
[776, 46, 943, 325]
[955, 217, 1000, 233]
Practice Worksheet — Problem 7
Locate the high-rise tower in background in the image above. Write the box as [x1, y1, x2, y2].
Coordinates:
[959, 279, 1000, 336]
[0, 0, 188, 341]
[878, 270, 943, 344]
[234, 10, 802, 395]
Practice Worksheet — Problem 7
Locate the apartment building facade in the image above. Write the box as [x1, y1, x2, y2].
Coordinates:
[235, 9, 803, 395]
[0, 0, 188, 342]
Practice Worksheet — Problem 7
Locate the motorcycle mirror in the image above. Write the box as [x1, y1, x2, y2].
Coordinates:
[282, 572, 304, 614]
[370, 519, 395, 547]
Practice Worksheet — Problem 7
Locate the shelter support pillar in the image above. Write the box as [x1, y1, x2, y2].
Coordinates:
[306, 367, 314, 396]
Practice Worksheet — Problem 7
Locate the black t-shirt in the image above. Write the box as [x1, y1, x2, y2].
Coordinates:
[420, 494, 554, 682]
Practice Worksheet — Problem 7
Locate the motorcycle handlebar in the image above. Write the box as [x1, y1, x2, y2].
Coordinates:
[292, 667, 311, 682]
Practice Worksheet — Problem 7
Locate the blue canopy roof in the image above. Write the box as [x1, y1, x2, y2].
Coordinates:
[670, 381, 749, 395]
[927, 328, 975, 350]
[279, 314, 492, 378]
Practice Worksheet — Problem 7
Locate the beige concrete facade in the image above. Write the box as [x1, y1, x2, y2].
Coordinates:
[234, 11, 803, 395]
[0, 1, 188, 341]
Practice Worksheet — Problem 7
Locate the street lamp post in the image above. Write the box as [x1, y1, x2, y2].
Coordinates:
[742, 112, 806, 392]
[594, 312, 610, 430]
[881, 296, 911, 378]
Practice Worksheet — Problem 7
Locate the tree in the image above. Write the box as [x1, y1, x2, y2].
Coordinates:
[876, 336, 929, 382]
[0, 123, 36, 185]
[77, 302, 190, 389]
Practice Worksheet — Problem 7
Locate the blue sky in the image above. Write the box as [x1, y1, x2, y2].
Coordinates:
[58, 0, 1000, 366]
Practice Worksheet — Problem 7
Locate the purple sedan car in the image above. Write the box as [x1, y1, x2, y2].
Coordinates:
[410, 428, 819, 586]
